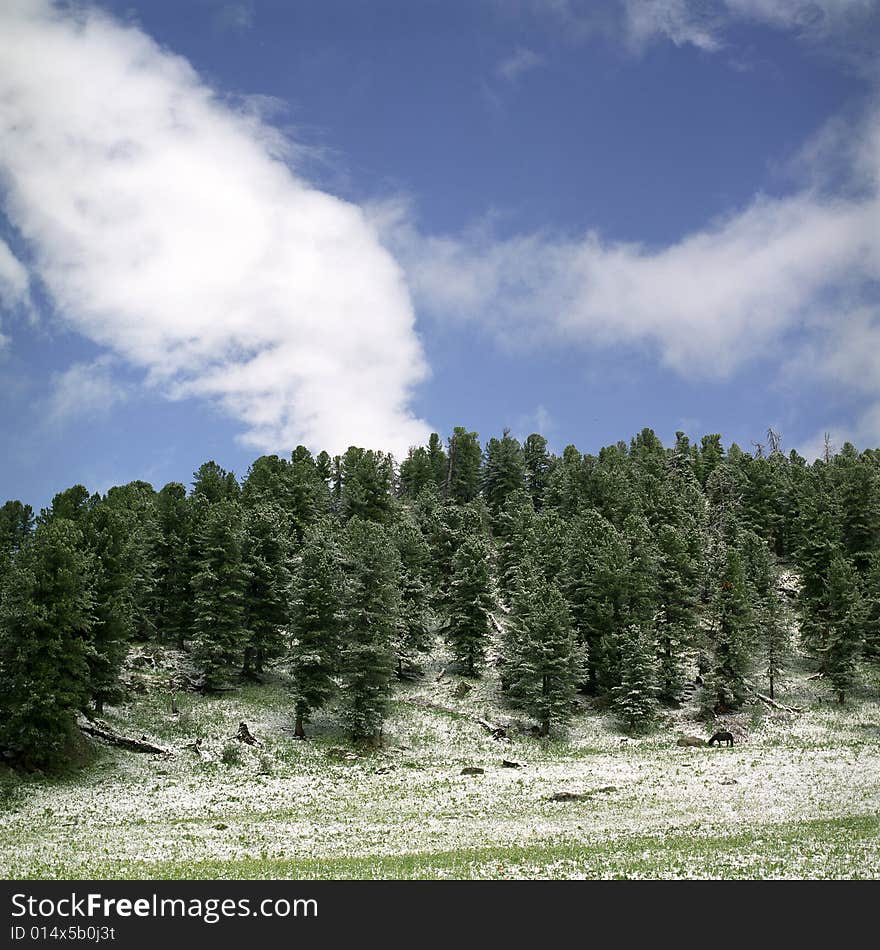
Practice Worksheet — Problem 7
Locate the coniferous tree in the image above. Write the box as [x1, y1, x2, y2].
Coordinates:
[445, 427, 482, 503]
[290, 520, 340, 737]
[504, 557, 584, 735]
[611, 625, 659, 733]
[84, 501, 139, 712]
[0, 500, 34, 578]
[151, 483, 194, 648]
[823, 555, 865, 704]
[704, 538, 752, 712]
[862, 551, 880, 660]
[190, 498, 249, 689]
[338, 518, 400, 744]
[0, 520, 94, 768]
[390, 513, 434, 671]
[482, 429, 526, 521]
[242, 502, 292, 677]
[446, 535, 494, 675]
[523, 433, 552, 509]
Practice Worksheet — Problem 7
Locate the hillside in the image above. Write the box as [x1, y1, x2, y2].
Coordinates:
[2, 639, 878, 880]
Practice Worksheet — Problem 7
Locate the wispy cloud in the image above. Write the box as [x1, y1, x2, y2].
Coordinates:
[497, 47, 545, 82]
[45, 356, 126, 426]
[0, 238, 34, 332]
[373, 101, 880, 447]
[0, 0, 431, 458]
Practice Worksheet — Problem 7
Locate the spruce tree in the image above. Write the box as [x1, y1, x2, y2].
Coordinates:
[338, 518, 400, 744]
[445, 427, 482, 503]
[611, 625, 659, 733]
[523, 433, 552, 508]
[823, 555, 865, 704]
[0, 500, 33, 579]
[290, 520, 340, 737]
[505, 558, 584, 735]
[151, 482, 194, 648]
[390, 514, 434, 671]
[704, 540, 752, 712]
[446, 535, 494, 675]
[190, 498, 249, 689]
[0, 520, 94, 768]
[242, 502, 292, 677]
[482, 429, 526, 521]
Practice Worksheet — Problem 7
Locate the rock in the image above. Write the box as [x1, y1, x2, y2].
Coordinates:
[460, 766, 485, 775]
[548, 791, 587, 802]
[213, 823, 228, 830]
[676, 735, 705, 747]
[501, 759, 522, 768]
[720, 779, 738, 785]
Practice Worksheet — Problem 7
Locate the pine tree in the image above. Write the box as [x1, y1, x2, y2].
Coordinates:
[504, 558, 584, 735]
[339, 447, 394, 523]
[704, 540, 752, 712]
[654, 523, 700, 702]
[523, 433, 553, 508]
[446, 535, 494, 675]
[190, 498, 249, 689]
[482, 429, 526, 521]
[0, 500, 34, 579]
[338, 519, 400, 744]
[823, 555, 865, 704]
[611, 625, 659, 733]
[151, 482, 194, 648]
[84, 501, 139, 713]
[390, 514, 434, 672]
[242, 502, 292, 677]
[445, 427, 482, 503]
[290, 520, 340, 738]
[0, 520, 94, 768]
[862, 551, 880, 660]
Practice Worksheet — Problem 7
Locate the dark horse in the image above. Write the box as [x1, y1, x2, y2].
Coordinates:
[708, 730, 734, 747]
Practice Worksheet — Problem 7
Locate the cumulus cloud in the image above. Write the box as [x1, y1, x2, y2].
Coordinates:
[375, 102, 880, 446]
[0, 0, 431, 457]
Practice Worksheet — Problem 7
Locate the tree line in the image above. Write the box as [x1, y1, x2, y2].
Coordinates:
[1, 427, 878, 768]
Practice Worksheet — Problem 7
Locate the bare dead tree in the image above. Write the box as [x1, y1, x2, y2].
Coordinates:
[823, 432, 833, 464]
[767, 427, 782, 455]
[751, 440, 765, 459]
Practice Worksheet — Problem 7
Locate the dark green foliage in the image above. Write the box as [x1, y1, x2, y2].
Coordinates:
[823, 556, 865, 704]
[192, 461, 240, 504]
[0, 500, 33, 580]
[151, 483, 194, 648]
[504, 557, 584, 735]
[290, 520, 340, 737]
[390, 513, 435, 669]
[446, 535, 494, 675]
[338, 519, 400, 744]
[611, 626, 659, 733]
[704, 540, 752, 712]
[339, 447, 394, 523]
[445, 427, 482, 503]
[0, 520, 94, 769]
[523, 433, 553, 508]
[862, 551, 880, 660]
[190, 499, 249, 690]
[84, 501, 140, 712]
[483, 429, 526, 521]
[242, 502, 292, 677]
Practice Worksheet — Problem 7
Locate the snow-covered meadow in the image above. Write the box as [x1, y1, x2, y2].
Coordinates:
[1, 647, 878, 879]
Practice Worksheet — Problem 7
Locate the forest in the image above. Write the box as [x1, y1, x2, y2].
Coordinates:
[1, 426, 878, 772]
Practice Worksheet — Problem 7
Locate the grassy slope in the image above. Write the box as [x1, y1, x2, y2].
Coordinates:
[1, 648, 878, 879]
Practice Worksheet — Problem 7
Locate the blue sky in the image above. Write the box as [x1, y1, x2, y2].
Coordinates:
[1, 0, 879, 509]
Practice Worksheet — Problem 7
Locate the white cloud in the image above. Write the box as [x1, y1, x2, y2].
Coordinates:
[0, 238, 34, 324]
[0, 0, 431, 458]
[45, 356, 126, 426]
[620, 0, 880, 56]
[497, 48, 545, 82]
[374, 103, 880, 447]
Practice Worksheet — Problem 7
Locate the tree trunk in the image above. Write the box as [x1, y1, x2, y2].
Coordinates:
[93, 697, 104, 715]
[294, 711, 306, 739]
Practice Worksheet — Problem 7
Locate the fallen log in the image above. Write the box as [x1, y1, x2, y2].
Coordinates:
[79, 720, 169, 755]
[806, 672, 825, 681]
[756, 692, 802, 714]
[402, 698, 508, 738]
